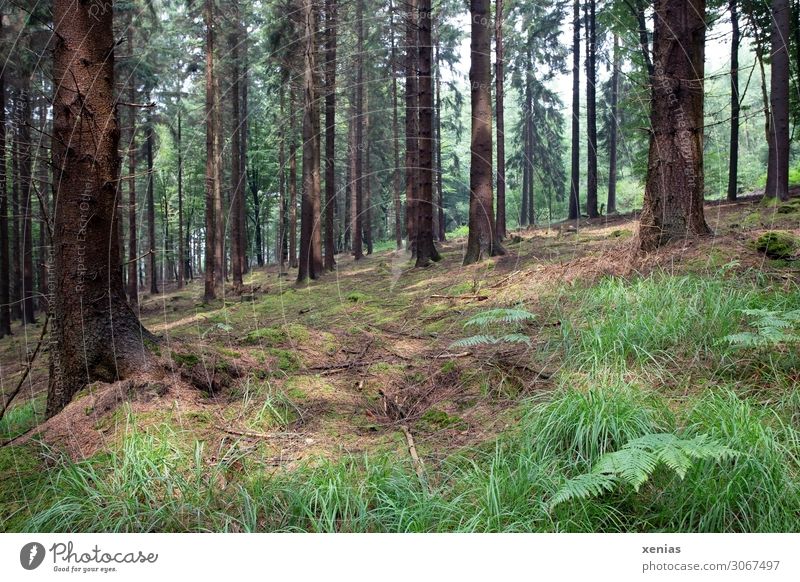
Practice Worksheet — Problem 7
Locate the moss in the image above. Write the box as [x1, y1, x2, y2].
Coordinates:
[346, 291, 368, 303]
[753, 231, 799, 260]
[285, 323, 311, 343]
[269, 348, 302, 372]
[244, 326, 286, 345]
[610, 229, 633, 239]
[419, 409, 467, 431]
[440, 360, 458, 374]
[144, 338, 161, 356]
[171, 352, 200, 367]
[218, 347, 242, 358]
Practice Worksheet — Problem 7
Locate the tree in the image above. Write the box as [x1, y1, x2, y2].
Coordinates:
[0, 15, 10, 337]
[495, 0, 507, 240]
[47, 0, 153, 416]
[585, 0, 598, 218]
[464, 0, 505, 265]
[607, 32, 619, 214]
[391, 0, 403, 249]
[568, 0, 580, 222]
[230, 1, 246, 291]
[637, 0, 711, 251]
[145, 118, 158, 295]
[405, 0, 418, 254]
[298, 0, 323, 282]
[324, 0, 338, 270]
[203, 0, 217, 302]
[765, 0, 790, 201]
[728, 0, 740, 201]
[415, 0, 440, 266]
[126, 23, 139, 306]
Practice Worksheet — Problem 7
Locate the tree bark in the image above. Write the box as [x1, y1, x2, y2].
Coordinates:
[17, 73, 35, 323]
[177, 101, 185, 288]
[289, 94, 298, 269]
[203, 0, 218, 302]
[230, 3, 245, 291]
[568, 0, 581, 222]
[765, 0, 790, 201]
[464, 0, 505, 265]
[494, 0, 507, 240]
[126, 21, 139, 305]
[145, 117, 158, 295]
[391, 0, 403, 249]
[278, 87, 286, 270]
[607, 33, 619, 214]
[585, 0, 599, 218]
[415, 0, 440, 266]
[0, 26, 10, 337]
[47, 0, 153, 417]
[298, 0, 323, 282]
[435, 42, 446, 242]
[324, 0, 338, 270]
[727, 1, 740, 202]
[637, 0, 711, 251]
[405, 0, 419, 255]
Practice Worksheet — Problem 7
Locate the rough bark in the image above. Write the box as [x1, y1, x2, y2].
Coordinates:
[177, 102, 185, 288]
[0, 30, 10, 337]
[230, 5, 245, 291]
[405, 0, 419, 254]
[146, 118, 158, 295]
[298, 0, 323, 282]
[415, 0, 440, 266]
[568, 0, 581, 222]
[585, 0, 598, 218]
[765, 0, 790, 201]
[494, 0, 506, 240]
[203, 0, 217, 302]
[727, 1, 739, 202]
[435, 49, 446, 243]
[391, 0, 403, 249]
[289, 95, 298, 269]
[324, 0, 338, 270]
[637, 0, 711, 251]
[47, 0, 153, 417]
[607, 33, 619, 214]
[463, 0, 505, 265]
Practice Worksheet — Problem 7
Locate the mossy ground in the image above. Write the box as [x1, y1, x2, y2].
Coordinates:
[1, 192, 799, 531]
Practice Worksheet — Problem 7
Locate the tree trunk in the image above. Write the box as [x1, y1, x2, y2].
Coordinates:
[585, 0, 599, 218]
[405, 0, 419, 255]
[240, 18, 250, 275]
[0, 29, 10, 337]
[324, 0, 338, 270]
[364, 86, 373, 256]
[464, 0, 505, 265]
[289, 94, 298, 269]
[568, 0, 581, 222]
[11, 96, 20, 322]
[126, 29, 139, 304]
[525, 55, 534, 227]
[17, 74, 35, 323]
[203, 0, 217, 302]
[278, 88, 286, 270]
[390, 1, 403, 249]
[435, 43, 446, 242]
[637, 0, 711, 251]
[230, 5, 244, 291]
[607, 33, 619, 214]
[146, 118, 158, 295]
[415, 0, 440, 266]
[47, 0, 153, 417]
[727, 1, 740, 202]
[765, 0, 790, 201]
[298, 0, 324, 282]
[494, 0, 506, 240]
[347, 108, 356, 252]
[177, 102, 185, 288]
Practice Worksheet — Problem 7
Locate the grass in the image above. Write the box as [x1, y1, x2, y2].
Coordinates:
[4, 266, 800, 533]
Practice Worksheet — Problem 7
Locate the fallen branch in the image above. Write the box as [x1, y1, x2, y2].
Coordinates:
[432, 352, 471, 359]
[400, 423, 429, 493]
[430, 294, 489, 301]
[490, 270, 522, 289]
[0, 314, 49, 422]
[215, 425, 302, 440]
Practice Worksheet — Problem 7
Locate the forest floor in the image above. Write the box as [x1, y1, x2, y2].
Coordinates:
[1, 192, 799, 532]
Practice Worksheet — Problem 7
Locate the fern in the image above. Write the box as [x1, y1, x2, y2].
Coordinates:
[550, 433, 737, 509]
[451, 308, 535, 350]
[723, 309, 800, 348]
[463, 308, 536, 328]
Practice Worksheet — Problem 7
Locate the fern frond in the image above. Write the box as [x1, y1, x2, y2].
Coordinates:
[497, 333, 532, 346]
[463, 308, 536, 328]
[449, 335, 498, 348]
[549, 473, 618, 509]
